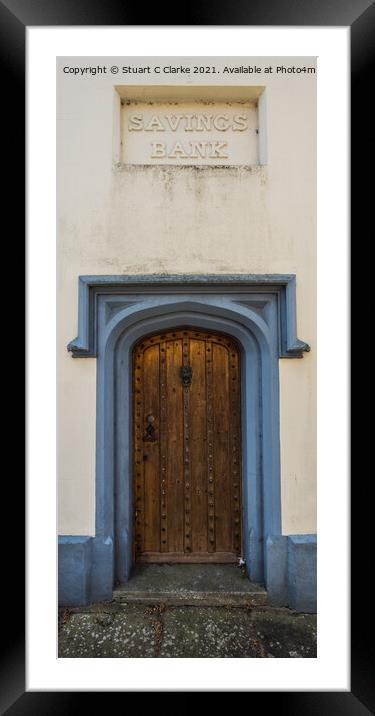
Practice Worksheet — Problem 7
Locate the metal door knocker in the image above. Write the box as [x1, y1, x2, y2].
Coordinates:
[180, 365, 193, 387]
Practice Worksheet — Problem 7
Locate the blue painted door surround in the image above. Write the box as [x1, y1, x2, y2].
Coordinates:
[59, 276, 316, 612]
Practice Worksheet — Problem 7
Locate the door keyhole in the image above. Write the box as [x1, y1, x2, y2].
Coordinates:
[143, 414, 156, 442]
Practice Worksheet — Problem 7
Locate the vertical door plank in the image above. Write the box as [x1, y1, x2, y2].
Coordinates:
[189, 338, 208, 553]
[229, 349, 242, 553]
[133, 347, 144, 559]
[212, 342, 232, 552]
[205, 339, 215, 552]
[182, 335, 191, 554]
[142, 344, 160, 552]
[159, 341, 168, 552]
[165, 338, 184, 552]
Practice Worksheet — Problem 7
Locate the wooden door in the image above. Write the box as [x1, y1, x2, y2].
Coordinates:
[132, 328, 242, 563]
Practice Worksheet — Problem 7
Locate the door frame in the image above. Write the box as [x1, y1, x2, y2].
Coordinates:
[112, 306, 267, 583]
[66, 274, 310, 600]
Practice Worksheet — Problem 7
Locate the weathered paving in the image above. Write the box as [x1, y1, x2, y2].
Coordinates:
[58, 603, 316, 659]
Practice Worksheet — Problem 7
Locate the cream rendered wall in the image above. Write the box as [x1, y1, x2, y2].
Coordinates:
[57, 57, 316, 536]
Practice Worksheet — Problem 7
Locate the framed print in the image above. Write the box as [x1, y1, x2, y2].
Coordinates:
[1, 0, 367, 708]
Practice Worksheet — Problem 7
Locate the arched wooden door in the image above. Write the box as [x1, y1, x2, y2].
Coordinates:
[132, 328, 242, 563]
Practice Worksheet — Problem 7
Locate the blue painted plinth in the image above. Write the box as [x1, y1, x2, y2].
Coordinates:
[59, 533, 317, 612]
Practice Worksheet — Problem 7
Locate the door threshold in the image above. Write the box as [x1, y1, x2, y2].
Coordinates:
[112, 589, 267, 607]
[113, 563, 267, 607]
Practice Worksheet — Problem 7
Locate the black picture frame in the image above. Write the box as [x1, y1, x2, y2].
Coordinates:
[2, 0, 367, 711]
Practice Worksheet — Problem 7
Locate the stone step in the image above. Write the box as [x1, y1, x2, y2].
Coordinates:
[112, 588, 268, 607]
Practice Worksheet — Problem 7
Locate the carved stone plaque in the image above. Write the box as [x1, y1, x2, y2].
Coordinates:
[121, 101, 258, 166]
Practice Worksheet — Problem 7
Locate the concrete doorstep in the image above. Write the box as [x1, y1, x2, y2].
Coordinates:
[112, 563, 267, 607]
[112, 590, 267, 606]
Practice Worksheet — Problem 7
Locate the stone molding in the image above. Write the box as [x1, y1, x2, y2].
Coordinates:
[67, 274, 310, 359]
